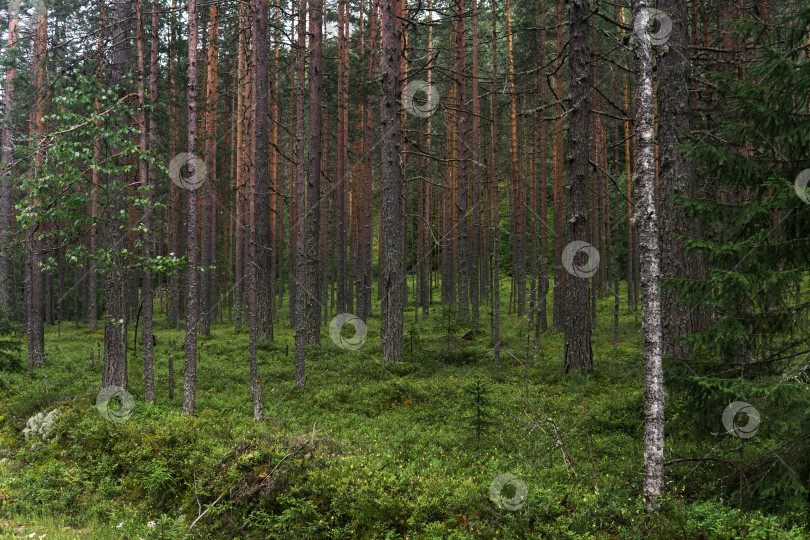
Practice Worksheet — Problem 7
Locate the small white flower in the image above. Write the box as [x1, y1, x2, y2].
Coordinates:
[116, 522, 124, 529]
[147, 521, 157, 528]
[28, 533, 35, 539]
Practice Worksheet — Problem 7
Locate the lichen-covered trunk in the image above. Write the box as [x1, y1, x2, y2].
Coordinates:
[632, 0, 665, 511]
[380, 0, 403, 364]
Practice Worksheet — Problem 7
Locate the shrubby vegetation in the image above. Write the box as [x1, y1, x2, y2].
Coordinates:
[0, 286, 807, 538]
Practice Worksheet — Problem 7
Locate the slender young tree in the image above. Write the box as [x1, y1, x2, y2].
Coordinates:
[562, 0, 592, 373]
[380, 0, 403, 364]
[632, 0, 664, 511]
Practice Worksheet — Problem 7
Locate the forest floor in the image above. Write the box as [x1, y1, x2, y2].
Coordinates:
[0, 282, 807, 538]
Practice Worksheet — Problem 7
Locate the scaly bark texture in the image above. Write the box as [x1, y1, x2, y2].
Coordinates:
[563, 0, 593, 374]
[380, 0, 403, 364]
[632, 0, 665, 511]
[182, 0, 200, 415]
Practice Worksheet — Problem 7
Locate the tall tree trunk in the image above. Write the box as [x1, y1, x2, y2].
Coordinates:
[490, 0, 500, 365]
[102, 0, 130, 388]
[200, 3, 218, 337]
[303, 0, 323, 349]
[136, 0, 155, 402]
[292, 0, 306, 328]
[658, 0, 704, 359]
[562, 0, 593, 373]
[632, 0, 664, 511]
[270, 3, 280, 325]
[234, 14, 246, 330]
[362, 0, 377, 320]
[182, 0, 200, 415]
[253, 0, 273, 342]
[0, 0, 18, 315]
[551, 0, 565, 333]
[469, 0, 480, 331]
[419, 1, 433, 320]
[380, 0, 403, 364]
[538, 0, 549, 334]
[455, 0, 469, 322]
[167, 0, 180, 329]
[505, 0, 524, 317]
[336, 0, 348, 315]
[27, 3, 46, 369]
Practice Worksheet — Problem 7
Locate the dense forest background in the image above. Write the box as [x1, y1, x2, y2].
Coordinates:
[0, 0, 809, 537]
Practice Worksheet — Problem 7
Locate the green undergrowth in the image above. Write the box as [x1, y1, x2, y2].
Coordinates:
[0, 281, 806, 538]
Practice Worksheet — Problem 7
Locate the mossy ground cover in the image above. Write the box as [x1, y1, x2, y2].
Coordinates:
[0, 281, 806, 538]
